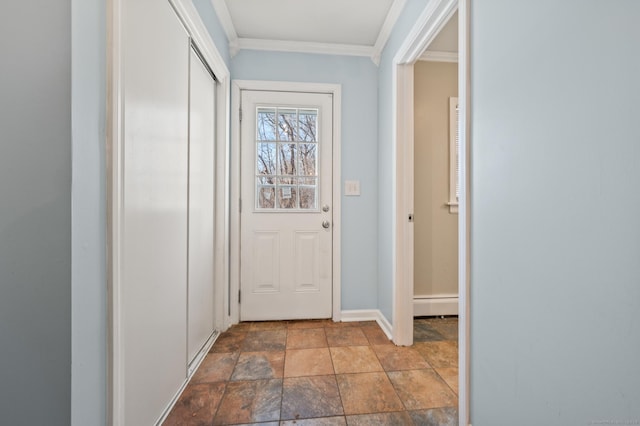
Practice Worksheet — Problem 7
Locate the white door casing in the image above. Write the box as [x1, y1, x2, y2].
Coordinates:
[240, 90, 333, 321]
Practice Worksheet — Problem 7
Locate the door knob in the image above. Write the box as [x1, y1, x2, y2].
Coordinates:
[322, 204, 330, 212]
[322, 220, 330, 229]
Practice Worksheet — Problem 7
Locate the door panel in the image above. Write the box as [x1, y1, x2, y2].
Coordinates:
[253, 231, 280, 292]
[121, 1, 189, 424]
[187, 47, 216, 364]
[294, 232, 319, 290]
[240, 90, 333, 321]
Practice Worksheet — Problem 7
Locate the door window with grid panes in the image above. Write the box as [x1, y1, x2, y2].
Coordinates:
[255, 107, 319, 210]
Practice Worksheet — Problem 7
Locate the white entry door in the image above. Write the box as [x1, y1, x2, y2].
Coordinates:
[240, 90, 333, 321]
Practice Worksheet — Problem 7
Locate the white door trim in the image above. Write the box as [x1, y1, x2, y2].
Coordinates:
[391, 0, 469, 424]
[106, 0, 230, 424]
[392, 62, 415, 347]
[231, 80, 342, 325]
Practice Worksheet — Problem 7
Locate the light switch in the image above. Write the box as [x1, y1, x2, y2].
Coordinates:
[344, 180, 360, 196]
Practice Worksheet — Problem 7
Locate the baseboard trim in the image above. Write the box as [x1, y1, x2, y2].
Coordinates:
[414, 297, 458, 317]
[341, 309, 393, 340]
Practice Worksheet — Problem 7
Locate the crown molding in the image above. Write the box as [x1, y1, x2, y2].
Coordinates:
[237, 38, 374, 58]
[210, 0, 406, 63]
[419, 50, 458, 62]
[372, 0, 407, 65]
[209, 0, 239, 56]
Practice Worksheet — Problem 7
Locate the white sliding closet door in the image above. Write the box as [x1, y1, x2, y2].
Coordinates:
[121, 1, 189, 424]
[187, 48, 216, 364]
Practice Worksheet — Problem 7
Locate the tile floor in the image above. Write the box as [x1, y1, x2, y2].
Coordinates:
[164, 317, 458, 426]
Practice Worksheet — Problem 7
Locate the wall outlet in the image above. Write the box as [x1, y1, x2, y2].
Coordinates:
[344, 180, 360, 196]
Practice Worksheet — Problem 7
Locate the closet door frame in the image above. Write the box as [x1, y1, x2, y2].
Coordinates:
[107, 0, 230, 424]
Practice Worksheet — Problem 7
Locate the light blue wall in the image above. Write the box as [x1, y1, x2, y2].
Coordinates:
[0, 2, 71, 425]
[470, 1, 640, 424]
[232, 51, 379, 310]
[71, 0, 106, 425]
[192, 0, 231, 65]
[376, 0, 429, 322]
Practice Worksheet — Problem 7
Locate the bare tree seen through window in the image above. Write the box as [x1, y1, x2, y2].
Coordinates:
[256, 107, 318, 209]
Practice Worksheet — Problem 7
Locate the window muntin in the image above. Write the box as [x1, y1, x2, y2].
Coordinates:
[255, 107, 319, 210]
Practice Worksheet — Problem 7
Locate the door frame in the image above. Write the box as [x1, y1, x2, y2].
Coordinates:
[106, 0, 231, 423]
[391, 0, 470, 424]
[230, 80, 342, 324]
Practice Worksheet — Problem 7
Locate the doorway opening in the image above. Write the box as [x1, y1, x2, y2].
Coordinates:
[391, 0, 469, 424]
[413, 14, 459, 320]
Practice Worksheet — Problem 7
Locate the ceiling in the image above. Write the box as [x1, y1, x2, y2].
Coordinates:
[211, 0, 458, 64]
[225, 0, 394, 45]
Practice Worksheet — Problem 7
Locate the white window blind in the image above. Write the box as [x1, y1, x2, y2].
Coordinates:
[448, 97, 459, 214]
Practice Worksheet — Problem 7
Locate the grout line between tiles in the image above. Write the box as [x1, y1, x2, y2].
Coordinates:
[173, 319, 458, 425]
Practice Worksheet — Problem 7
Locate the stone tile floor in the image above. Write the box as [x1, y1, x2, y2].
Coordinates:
[164, 317, 458, 425]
